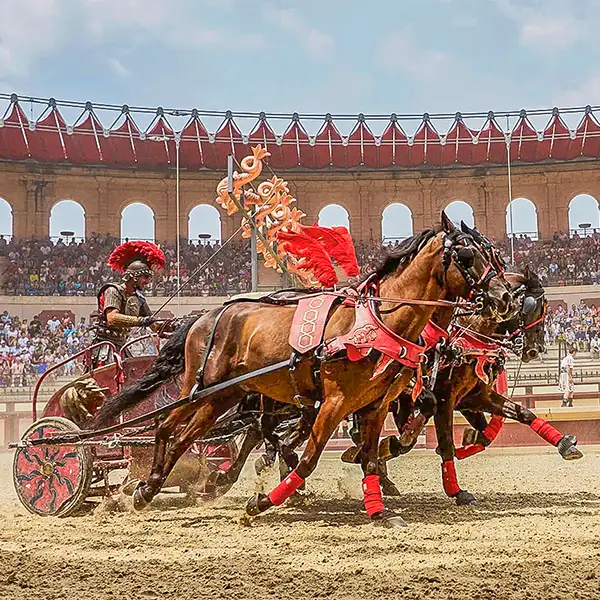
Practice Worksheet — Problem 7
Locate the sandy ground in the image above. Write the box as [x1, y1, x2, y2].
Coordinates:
[1, 446, 600, 600]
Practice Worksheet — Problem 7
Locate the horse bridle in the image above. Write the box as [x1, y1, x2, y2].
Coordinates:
[441, 231, 503, 314]
[505, 289, 547, 347]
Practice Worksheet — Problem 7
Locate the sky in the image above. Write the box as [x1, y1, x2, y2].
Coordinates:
[2, 0, 600, 239]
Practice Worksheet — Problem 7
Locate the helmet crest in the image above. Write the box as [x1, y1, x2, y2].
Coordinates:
[107, 241, 166, 276]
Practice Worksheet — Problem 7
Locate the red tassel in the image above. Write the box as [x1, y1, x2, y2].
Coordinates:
[530, 417, 563, 447]
[268, 469, 305, 506]
[301, 224, 360, 277]
[277, 230, 338, 287]
[362, 474, 385, 517]
[441, 460, 461, 497]
[494, 370, 508, 395]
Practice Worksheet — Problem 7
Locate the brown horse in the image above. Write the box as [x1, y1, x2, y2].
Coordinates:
[100, 213, 515, 527]
[375, 263, 581, 504]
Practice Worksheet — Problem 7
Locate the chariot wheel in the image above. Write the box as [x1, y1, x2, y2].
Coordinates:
[13, 417, 93, 517]
[189, 439, 240, 499]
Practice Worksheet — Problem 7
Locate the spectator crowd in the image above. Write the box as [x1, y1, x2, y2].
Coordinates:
[0, 234, 251, 297]
[3, 230, 600, 298]
[0, 310, 90, 387]
[2, 299, 600, 387]
[545, 300, 600, 356]
[4, 229, 600, 386]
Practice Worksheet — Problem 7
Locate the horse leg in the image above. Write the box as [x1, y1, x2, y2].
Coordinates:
[245, 393, 350, 519]
[486, 389, 583, 460]
[134, 390, 242, 509]
[212, 423, 264, 489]
[357, 400, 407, 526]
[255, 397, 280, 475]
[434, 395, 477, 506]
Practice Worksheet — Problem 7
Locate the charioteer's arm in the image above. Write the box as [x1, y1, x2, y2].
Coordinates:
[105, 309, 156, 328]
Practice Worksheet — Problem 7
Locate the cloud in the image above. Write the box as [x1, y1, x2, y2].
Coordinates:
[108, 58, 131, 78]
[378, 31, 448, 79]
[170, 29, 267, 50]
[263, 6, 334, 61]
[521, 15, 583, 49]
[306, 30, 334, 61]
[559, 74, 600, 107]
[0, 0, 62, 78]
[495, 0, 586, 51]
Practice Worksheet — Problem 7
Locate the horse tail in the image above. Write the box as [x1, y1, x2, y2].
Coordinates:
[89, 315, 201, 429]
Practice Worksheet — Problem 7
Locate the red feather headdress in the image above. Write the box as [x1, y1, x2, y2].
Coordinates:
[299, 224, 359, 277]
[277, 230, 338, 287]
[107, 241, 166, 273]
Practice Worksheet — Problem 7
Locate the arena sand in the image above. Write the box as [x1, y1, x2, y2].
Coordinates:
[1, 447, 599, 600]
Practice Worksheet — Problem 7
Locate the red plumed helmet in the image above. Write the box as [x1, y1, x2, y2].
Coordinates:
[107, 241, 166, 274]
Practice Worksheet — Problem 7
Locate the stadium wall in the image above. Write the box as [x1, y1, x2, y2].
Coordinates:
[2, 158, 600, 243]
[1, 284, 599, 321]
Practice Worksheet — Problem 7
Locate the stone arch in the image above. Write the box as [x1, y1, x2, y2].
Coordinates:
[49, 200, 86, 242]
[381, 203, 413, 243]
[568, 194, 600, 236]
[506, 198, 539, 240]
[188, 204, 222, 243]
[0, 197, 13, 240]
[318, 204, 350, 230]
[121, 202, 155, 242]
[444, 200, 474, 228]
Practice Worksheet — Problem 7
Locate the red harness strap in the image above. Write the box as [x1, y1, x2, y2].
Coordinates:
[450, 329, 503, 385]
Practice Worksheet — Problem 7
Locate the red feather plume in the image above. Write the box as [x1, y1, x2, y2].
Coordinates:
[107, 241, 166, 273]
[300, 224, 359, 277]
[277, 230, 338, 287]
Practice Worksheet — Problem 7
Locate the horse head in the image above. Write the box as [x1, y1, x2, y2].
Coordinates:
[500, 265, 547, 362]
[438, 211, 513, 319]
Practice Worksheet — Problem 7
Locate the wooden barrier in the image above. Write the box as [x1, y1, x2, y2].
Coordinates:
[3, 383, 600, 450]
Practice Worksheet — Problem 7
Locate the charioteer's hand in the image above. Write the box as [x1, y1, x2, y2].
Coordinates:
[138, 316, 157, 328]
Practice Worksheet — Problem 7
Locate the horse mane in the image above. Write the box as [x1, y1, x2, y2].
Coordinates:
[355, 226, 442, 286]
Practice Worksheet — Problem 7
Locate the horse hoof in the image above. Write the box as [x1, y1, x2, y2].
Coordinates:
[561, 445, 584, 461]
[558, 436, 583, 461]
[132, 484, 150, 511]
[378, 436, 399, 460]
[461, 427, 479, 446]
[120, 479, 141, 497]
[381, 479, 401, 497]
[246, 493, 270, 516]
[372, 510, 408, 528]
[340, 445, 363, 464]
[254, 455, 273, 475]
[455, 490, 477, 506]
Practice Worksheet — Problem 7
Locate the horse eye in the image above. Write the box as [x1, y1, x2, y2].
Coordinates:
[457, 247, 474, 268]
[522, 296, 537, 315]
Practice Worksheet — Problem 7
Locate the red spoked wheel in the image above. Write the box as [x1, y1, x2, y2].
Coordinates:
[13, 417, 93, 517]
[190, 439, 239, 499]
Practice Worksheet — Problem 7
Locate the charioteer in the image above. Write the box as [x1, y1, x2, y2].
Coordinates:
[91, 241, 167, 365]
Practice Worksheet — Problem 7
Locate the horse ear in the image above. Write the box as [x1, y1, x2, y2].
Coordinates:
[441, 211, 456, 233]
[460, 220, 472, 234]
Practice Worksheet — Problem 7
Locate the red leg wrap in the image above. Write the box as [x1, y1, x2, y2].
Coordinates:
[455, 444, 485, 460]
[530, 417, 563, 447]
[483, 414, 505, 442]
[362, 474, 385, 517]
[442, 460, 461, 497]
[268, 469, 305, 506]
